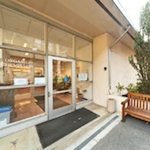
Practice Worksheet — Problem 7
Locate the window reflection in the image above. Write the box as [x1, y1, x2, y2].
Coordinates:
[0, 87, 45, 127]
[53, 60, 72, 91]
[76, 37, 92, 61]
[0, 50, 45, 86]
[76, 61, 93, 103]
[48, 26, 74, 57]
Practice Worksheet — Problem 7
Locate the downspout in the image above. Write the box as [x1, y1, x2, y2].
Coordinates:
[108, 25, 131, 91]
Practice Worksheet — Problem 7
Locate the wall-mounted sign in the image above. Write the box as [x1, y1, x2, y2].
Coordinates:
[34, 77, 45, 85]
[14, 78, 28, 85]
[4, 58, 33, 67]
[78, 73, 87, 81]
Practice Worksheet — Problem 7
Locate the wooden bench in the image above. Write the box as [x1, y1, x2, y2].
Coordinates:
[121, 92, 150, 122]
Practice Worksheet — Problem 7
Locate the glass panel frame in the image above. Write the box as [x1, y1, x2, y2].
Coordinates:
[48, 26, 74, 58]
[48, 56, 75, 119]
[0, 49, 45, 86]
[0, 86, 45, 128]
[76, 37, 92, 62]
[76, 61, 93, 104]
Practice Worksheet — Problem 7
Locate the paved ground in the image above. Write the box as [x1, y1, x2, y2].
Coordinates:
[91, 115, 150, 150]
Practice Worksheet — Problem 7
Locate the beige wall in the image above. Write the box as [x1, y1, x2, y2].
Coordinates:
[108, 34, 137, 94]
[93, 33, 109, 107]
[93, 33, 136, 107]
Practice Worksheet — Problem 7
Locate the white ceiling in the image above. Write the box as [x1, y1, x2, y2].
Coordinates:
[0, 0, 136, 53]
[10, 0, 135, 49]
[0, 5, 90, 50]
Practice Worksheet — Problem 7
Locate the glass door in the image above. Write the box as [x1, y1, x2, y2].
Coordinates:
[48, 56, 75, 119]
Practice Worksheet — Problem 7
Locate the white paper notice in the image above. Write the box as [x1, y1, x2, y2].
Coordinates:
[34, 77, 45, 84]
[14, 78, 28, 85]
[78, 73, 87, 81]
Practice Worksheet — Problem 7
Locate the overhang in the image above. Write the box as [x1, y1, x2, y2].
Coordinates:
[0, 0, 135, 49]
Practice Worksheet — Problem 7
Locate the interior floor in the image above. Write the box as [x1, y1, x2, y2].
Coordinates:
[9, 89, 85, 123]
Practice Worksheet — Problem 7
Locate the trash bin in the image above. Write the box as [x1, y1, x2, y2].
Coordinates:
[107, 98, 116, 113]
[78, 93, 83, 101]
[0, 106, 12, 128]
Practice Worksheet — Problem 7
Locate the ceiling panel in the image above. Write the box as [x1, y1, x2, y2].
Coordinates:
[43, 0, 103, 37]
[76, 37, 91, 50]
[58, 35, 72, 48]
[16, 0, 49, 12]
[27, 20, 44, 39]
[2, 8, 30, 34]
[10, 0, 135, 49]
[48, 27, 68, 43]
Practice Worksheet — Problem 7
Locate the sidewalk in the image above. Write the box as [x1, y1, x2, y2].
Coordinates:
[0, 103, 121, 150]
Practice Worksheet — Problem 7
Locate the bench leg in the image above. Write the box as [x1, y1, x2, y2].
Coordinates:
[122, 107, 125, 122]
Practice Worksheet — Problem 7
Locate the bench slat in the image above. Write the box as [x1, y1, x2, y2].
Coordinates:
[125, 106, 150, 119]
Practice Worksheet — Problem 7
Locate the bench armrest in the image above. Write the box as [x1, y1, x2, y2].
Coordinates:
[121, 98, 129, 106]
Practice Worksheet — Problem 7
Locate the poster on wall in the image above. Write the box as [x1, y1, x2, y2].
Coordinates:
[78, 73, 87, 81]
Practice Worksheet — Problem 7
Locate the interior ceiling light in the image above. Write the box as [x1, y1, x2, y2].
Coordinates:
[23, 43, 27, 47]
[25, 52, 29, 56]
[22, 58, 25, 61]
[11, 40, 13, 44]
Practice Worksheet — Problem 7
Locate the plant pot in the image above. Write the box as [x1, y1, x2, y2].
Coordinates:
[78, 93, 83, 101]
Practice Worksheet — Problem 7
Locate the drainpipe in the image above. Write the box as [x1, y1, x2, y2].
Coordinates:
[108, 25, 131, 91]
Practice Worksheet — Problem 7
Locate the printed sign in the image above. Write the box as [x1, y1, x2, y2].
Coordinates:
[78, 73, 87, 81]
[14, 78, 28, 85]
[34, 77, 45, 84]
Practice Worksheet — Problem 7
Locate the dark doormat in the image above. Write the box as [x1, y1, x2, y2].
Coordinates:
[36, 108, 100, 149]
[53, 97, 69, 109]
[34, 96, 69, 111]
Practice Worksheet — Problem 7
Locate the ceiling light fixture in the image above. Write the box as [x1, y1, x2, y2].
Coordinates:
[23, 43, 27, 47]
[25, 52, 29, 56]
[22, 58, 25, 61]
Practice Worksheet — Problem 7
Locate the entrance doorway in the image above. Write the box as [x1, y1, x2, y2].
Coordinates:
[48, 56, 75, 119]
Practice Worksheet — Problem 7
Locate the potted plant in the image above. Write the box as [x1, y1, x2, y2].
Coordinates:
[116, 82, 125, 96]
[125, 83, 139, 93]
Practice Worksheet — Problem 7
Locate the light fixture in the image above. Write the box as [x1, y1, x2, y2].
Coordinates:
[23, 43, 27, 47]
[25, 52, 29, 56]
[22, 58, 25, 61]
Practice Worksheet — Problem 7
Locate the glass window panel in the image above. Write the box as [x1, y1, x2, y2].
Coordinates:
[0, 87, 45, 126]
[0, 6, 44, 52]
[53, 60, 72, 91]
[53, 93, 72, 109]
[0, 50, 45, 86]
[76, 61, 93, 104]
[76, 61, 92, 82]
[48, 26, 74, 57]
[76, 82, 93, 103]
[76, 37, 92, 61]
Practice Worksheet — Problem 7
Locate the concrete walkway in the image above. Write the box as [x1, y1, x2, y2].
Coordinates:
[91, 115, 150, 150]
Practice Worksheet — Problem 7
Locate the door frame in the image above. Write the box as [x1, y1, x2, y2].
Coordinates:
[48, 56, 76, 119]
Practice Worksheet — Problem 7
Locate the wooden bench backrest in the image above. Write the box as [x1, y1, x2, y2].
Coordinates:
[128, 92, 150, 110]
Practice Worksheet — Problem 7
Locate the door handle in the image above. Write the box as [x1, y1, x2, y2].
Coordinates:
[48, 92, 51, 97]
